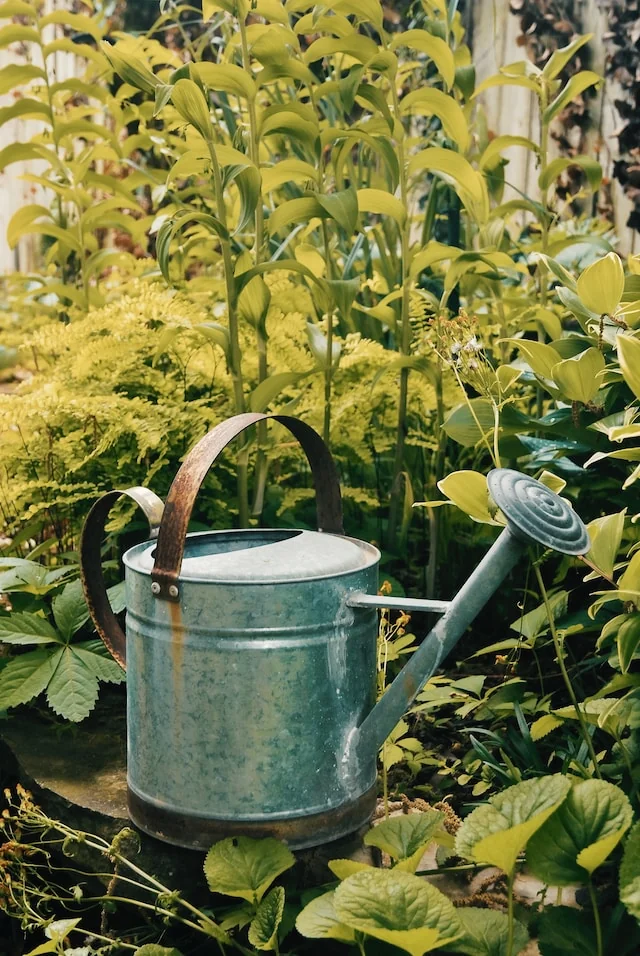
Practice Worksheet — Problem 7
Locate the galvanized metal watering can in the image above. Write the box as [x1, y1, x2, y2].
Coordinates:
[80, 412, 590, 851]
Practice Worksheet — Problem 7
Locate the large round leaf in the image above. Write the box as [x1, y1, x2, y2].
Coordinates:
[333, 869, 461, 955]
[295, 890, 356, 943]
[204, 837, 294, 903]
[527, 779, 633, 886]
[455, 775, 571, 876]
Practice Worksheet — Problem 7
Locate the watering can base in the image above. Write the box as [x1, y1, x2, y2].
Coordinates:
[127, 784, 378, 852]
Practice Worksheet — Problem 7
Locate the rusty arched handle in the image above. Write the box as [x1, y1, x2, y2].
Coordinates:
[80, 487, 165, 669]
[151, 413, 344, 602]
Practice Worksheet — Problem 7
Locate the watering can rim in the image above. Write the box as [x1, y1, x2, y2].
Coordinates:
[123, 526, 381, 586]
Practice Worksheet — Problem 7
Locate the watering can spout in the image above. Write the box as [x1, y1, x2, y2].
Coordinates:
[351, 469, 591, 761]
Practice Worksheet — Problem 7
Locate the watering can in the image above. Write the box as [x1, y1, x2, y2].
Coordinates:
[80, 413, 589, 851]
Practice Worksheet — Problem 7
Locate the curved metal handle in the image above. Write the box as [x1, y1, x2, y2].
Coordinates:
[80, 487, 165, 669]
[151, 413, 344, 602]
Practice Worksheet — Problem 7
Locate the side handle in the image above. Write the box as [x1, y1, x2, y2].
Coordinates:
[151, 413, 344, 602]
[80, 487, 165, 669]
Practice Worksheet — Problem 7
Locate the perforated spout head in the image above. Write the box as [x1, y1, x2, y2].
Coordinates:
[487, 469, 590, 555]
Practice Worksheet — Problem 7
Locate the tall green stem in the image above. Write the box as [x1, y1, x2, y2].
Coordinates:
[533, 562, 602, 779]
[506, 870, 515, 956]
[386, 72, 412, 548]
[588, 879, 603, 956]
[321, 220, 336, 445]
[205, 137, 248, 525]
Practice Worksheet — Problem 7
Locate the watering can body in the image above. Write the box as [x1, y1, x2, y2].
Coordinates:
[81, 412, 590, 851]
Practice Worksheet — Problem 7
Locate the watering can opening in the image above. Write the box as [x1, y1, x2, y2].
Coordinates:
[129, 528, 379, 584]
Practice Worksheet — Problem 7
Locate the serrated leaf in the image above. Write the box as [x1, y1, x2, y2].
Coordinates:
[295, 890, 356, 943]
[527, 779, 632, 885]
[620, 821, 640, 921]
[248, 886, 284, 951]
[52, 580, 90, 640]
[0, 647, 59, 709]
[441, 907, 529, 956]
[0, 612, 59, 646]
[576, 252, 624, 316]
[204, 836, 294, 904]
[334, 869, 461, 955]
[46, 647, 99, 722]
[364, 811, 444, 873]
[73, 642, 126, 684]
[530, 714, 564, 741]
[455, 775, 571, 876]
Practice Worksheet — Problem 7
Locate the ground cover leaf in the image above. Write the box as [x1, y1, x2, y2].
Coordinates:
[441, 907, 529, 955]
[248, 886, 285, 950]
[333, 869, 461, 955]
[527, 779, 632, 885]
[364, 810, 444, 873]
[296, 890, 356, 943]
[204, 837, 295, 903]
[455, 775, 571, 874]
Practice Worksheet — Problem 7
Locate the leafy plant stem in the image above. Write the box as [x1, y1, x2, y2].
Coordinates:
[204, 137, 248, 525]
[588, 878, 603, 956]
[321, 219, 335, 445]
[533, 561, 603, 779]
[387, 71, 412, 548]
[504, 869, 516, 955]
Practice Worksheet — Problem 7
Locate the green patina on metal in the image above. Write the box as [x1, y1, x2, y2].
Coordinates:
[80, 414, 590, 851]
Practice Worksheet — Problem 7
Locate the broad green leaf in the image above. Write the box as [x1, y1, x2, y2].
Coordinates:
[307, 321, 341, 368]
[617, 334, 640, 399]
[7, 205, 55, 250]
[248, 886, 285, 951]
[0, 24, 40, 47]
[134, 947, 183, 956]
[261, 159, 318, 192]
[52, 580, 90, 641]
[268, 196, 326, 234]
[510, 591, 568, 641]
[442, 398, 494, 447]
[543, 34, 593, 80]
[39, 10, 102, 43]
[364, 811, 444, 873]
[0, 1, 37, 16]
[441, 907, 529, 956]
[437, 471, 500, 525]
[576, 251, 624, 315]
[620, 821, 640, 921]
[102, 43, 159, 93]
[234, 165, 261, 234]
[73, 642, 126, 685]
[0, 647, 58, 709]
[204, 836, 295, 903]
[317, 186, 358, 234]
[192, 62, 257, 101]
[238, 275, 270, 328]
[527, 779, 633, 885]
[357, 188, 406, 227]
[530, 714, 564, 741]
[507, 338, 561, 380]
[473, 73, 539, 96]
[551, 348, 605, 403]
[537, 906, 598, 956]
[543, 70, 601, 123]
[479, 135, 537, 171]
[455, 775, 571, 875]
[171, 79, 212, 141]
[0, 142, 58, 172]
[539, 155, 601, 193]
[46, 647, 99, 722]
[390, 29, 455, 88]
[538, 471, 566, 495]
[0, 612, 59, 646]
[295, 890, 356, 943]
[303, 33, 379, 67]
[334, 869, 461, 954]
[408, 148, 489, 222]
[618, 615, 640, 673]
[249, 372, 307, 412]
[0, 63, 45, 94]
[586, 511, 626, 579]
[400, 88, 469, 150]
[328, 859, 373, 879]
